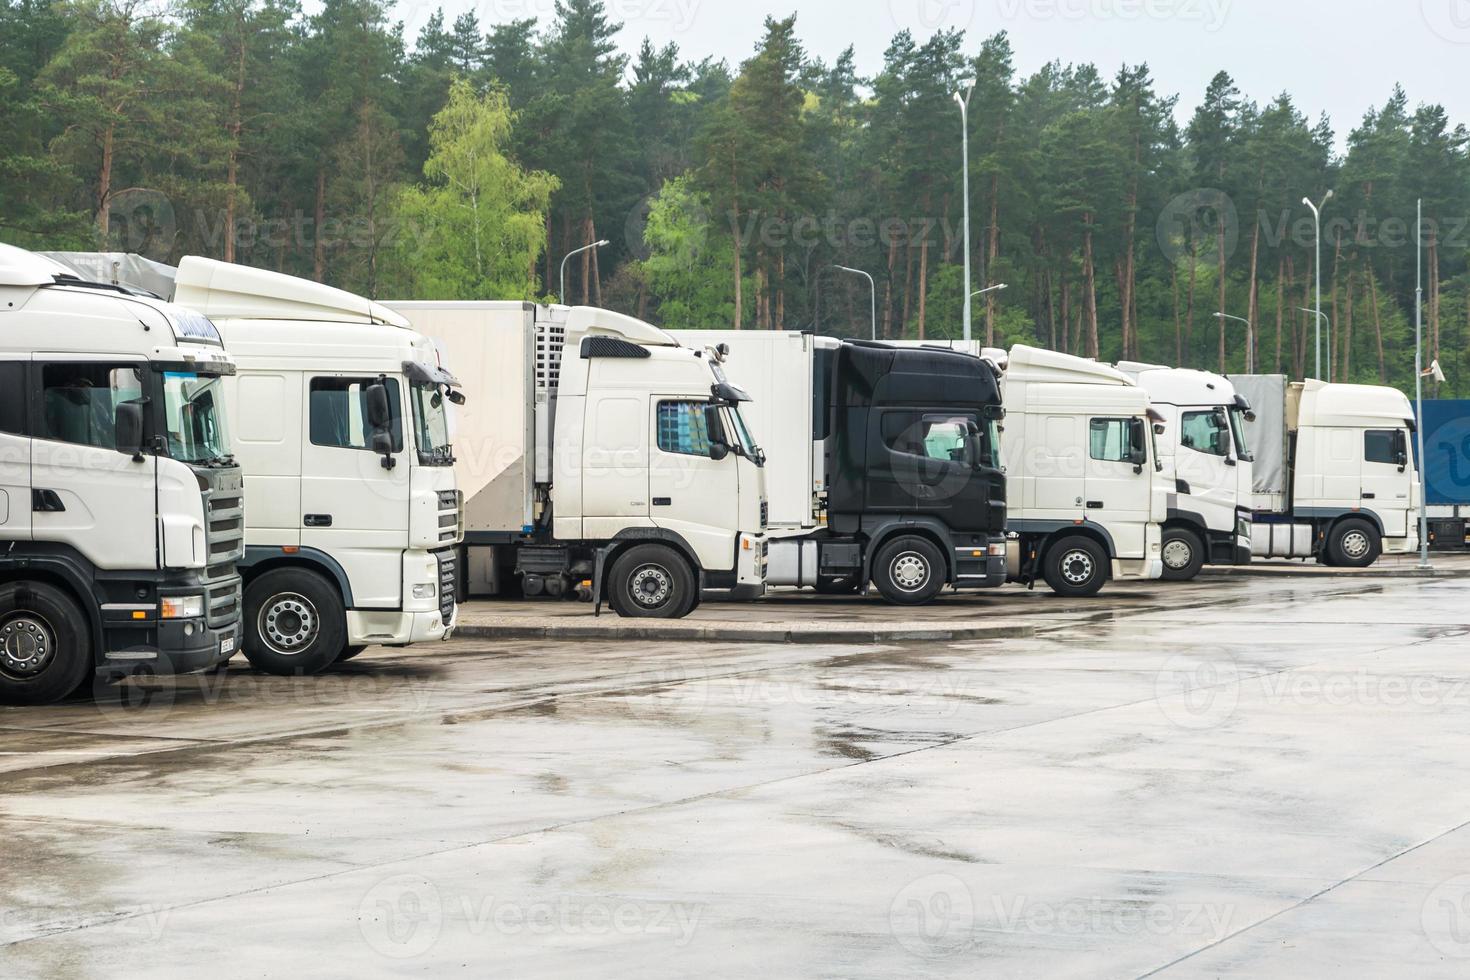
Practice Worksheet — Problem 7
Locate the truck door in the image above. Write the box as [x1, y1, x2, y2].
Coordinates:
[1084, 417, 1151, 559]
[299, 374, 412, 608]
[1028, 414, 1087, 519]
[0, 359, 30, 538]
[581, 389, 653, 538]
[648, 398, 739, 570]
[1176, 408, 1234, 517]
[1362, 428, 1412, 537]
[30, 358, 157, 569]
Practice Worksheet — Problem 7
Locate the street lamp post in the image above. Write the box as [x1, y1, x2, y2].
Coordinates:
[834, 265, 876, 340]
[954, 82, 975, 343]
[1415, 198, 1432, 569]
[1214, 311, 1253, 373]
[560, 239, 610, 305]
[1302, 191, 1333, 380]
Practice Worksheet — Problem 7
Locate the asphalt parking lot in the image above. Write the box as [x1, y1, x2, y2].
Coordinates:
[5, 570, 1470, 977]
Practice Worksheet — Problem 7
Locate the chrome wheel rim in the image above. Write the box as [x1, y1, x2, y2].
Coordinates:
[0, 613, 56, 679]
[629, 565, 672, 608]
[1060, 550, 1096, 585]
[258, 593, 319, 655]
[1162, 539, 1194, 570]
[890, 552, 930, 593]
[1342, 530, 1371, 561]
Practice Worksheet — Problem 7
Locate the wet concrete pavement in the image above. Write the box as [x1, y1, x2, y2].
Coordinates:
[3, 574, 1470, 977]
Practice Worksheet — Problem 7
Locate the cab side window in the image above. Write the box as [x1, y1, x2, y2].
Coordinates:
[1180, 411, 1229, 456]
[309, 377, 403, 452]
[1364, 429, 1405, 465]
[1089, 418, 1130, 462]
[656, 400, 714, 456]
[38, 363, 145, 451]
[0, 363, 25, 435]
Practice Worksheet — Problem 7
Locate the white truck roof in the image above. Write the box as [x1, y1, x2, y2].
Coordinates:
[1117, 362, 1240, 407]
[1008, 345, 1135, 386]
[175, 256, 410, 328]
[1299, 379, 1415, 429]
[0, 242, 74, 286]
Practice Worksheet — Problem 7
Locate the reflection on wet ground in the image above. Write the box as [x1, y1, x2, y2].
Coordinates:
[3, 574, 1470, 977]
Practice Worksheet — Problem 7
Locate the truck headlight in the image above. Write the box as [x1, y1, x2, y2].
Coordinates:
[987, 543, 1006, 557]
[160, 595, 204, 619]
[412, 584, 437, 600]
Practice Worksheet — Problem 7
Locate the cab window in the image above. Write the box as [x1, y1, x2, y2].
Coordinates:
[1364, 429, 1406, 466]
[1090, 418, 1134, 462]
[1180, 410, 1229, 457]
[0, 363, 25, 435]
[881, 412, 976, 464]
[656, 400, 714, 456]
[309, 377, 403, 452]
[39, 362, 145, 451]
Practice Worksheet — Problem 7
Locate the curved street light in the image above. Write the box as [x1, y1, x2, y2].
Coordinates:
[1214, 311, 1253, 373]
[954, 82, 975, 342]
[1302, 191, 1333, 380]
[560, 239, 610, 305]
[834, 265, 876, 340]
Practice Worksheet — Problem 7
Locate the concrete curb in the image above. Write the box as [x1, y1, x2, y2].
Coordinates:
[452, 622, 1036, 645]
[1202, 564, 1470, 579]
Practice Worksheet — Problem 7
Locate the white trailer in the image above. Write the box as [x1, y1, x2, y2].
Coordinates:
[1231, 376, 1420, 566]
[999, 346, 1166, 594]
[1117, 363, 1254, 579]
[386, 303, 768, 618]
[0, 245, 245, 704]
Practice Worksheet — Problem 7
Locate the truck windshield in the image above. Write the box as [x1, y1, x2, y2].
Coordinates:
[722, 404, 764, 465]
[1228, 407, 1254, 462]
[410, 380, 454, 465]
[161, 372, 232, 466]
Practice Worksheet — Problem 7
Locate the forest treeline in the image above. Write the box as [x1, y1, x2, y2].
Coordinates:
[3, 0, 1468, 395]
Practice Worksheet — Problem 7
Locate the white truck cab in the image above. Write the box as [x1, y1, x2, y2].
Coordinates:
[1233, 375, 1420, 566]
[386, 303, 767, 618]
[0, 245, 244, 704]
[1117, 363, 1254, 579]
[998, 346, 1166, 595]
[173, 259, 464, 672]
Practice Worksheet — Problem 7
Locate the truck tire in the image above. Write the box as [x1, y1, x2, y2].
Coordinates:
[871, 536, 946, 605]
[1043, 536, 1109, 598]
[1160, 527, 1206, 582]
[243, 569, 347, 675]
[608, 545, 697, 619]
[1327, 518, 1381, 568]
[0, 582, 93, 706]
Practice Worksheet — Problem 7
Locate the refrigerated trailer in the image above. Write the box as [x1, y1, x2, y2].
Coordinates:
[1230, 375, 1420, 566]
[669, 330, 1008, 605]
[997, 346, 1166, 595]
[0, 245, 244, 704]
[1116, 363, 1254, 580]
[385, 303, 767, 618]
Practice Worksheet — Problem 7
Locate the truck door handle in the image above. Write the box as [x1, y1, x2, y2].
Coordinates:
[652, 497, 672, 507]
[32, 490, 65, 513]
[1361, 493, 1376, 500]
[304, 514, 333, 527]
[1086, 501, 1105, 509]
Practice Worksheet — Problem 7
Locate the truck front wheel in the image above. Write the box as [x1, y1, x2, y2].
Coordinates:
[0, 582, 92, 706]
[608, 545, 697, 619]
[1043, 536, 1109, 598]
[1160, 527, 1205, 581]
[871, 536, 946, 605]
[1328, 519, 1381, 568]
[243, 569, 347, 675]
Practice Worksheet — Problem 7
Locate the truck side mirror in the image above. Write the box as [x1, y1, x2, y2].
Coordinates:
[704, 405, 730, 461]
[365, 381, 392, 429]
[1395, 431, 1409, 472]
[115, 400, 147, 462]
[371, 429, 397, 469]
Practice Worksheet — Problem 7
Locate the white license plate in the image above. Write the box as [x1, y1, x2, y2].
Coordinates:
[221, 636, 236, 655]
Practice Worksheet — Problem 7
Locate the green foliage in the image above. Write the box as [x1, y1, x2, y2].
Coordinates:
[388, 78, 557, 301]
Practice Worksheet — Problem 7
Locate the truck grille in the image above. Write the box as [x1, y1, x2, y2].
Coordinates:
[201, 481, 244, 627]
[434, 549, 458, 626]
[436, 490, 464, 543]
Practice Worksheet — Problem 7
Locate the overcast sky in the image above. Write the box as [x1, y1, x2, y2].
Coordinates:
[402, 0, 1470, 149]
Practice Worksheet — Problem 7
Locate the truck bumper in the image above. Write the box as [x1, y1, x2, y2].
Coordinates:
[347, 605, 457, 647]
[98, 619, 242, 679]
[954, 537, 1008, 589]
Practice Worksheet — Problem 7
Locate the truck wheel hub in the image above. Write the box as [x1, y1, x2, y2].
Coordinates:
[1061, 551, 1095, 584]
[890, 553, 929, 591]
[0, 615, 55, 677]
[629, 566, 671, 606]
[1162, 540, 1193, 569]
[1342, 531, 1370, 559]
[260, 594, 319, 654]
